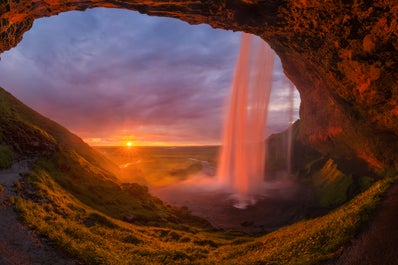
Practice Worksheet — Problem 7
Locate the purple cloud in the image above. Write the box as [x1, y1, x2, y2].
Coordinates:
[0, 8, 299, 146]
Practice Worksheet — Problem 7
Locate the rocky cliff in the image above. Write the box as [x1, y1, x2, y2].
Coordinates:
[0, 0, 397, 172]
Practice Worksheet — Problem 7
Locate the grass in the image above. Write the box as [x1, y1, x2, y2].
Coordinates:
[15, 160, 395, 264]
[15, 166, 239, 264]
[0, 145, 12, 169]
[312, 159, 353, 207]
[32, 153, 209, 228]
[0, 86, 209, 227]
[0, 87, 119, 176]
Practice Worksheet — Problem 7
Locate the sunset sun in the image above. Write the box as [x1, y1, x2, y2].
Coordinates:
[126, 141, 133, 147]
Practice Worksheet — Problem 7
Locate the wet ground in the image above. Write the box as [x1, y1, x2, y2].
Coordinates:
[152, 178, 315, 234]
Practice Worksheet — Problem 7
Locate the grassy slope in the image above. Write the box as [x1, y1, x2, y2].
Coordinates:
[0, 87, 118, 175]
[215, 177, 395, 265]
[0, 87, 207, 227]
[0, 145, 12, 169]
[15, 168, 238, 264]
[14, 163, 395, 264]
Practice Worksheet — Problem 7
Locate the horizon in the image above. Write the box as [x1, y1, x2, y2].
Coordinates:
[93, 144, 220, 148]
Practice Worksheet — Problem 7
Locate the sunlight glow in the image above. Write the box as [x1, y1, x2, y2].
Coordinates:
[126, 141, 133, 147]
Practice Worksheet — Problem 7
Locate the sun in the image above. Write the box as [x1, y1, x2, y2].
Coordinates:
[126, 141, 133, 147]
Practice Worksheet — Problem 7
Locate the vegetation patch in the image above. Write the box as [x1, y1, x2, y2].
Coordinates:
[83, 213, 118, 228]
[121, 235, 142, 245]
[15, 167, 235, 264]
[32, 153, 208, 229]
[0, 145, 12, 169]
[312, 159, 353, 207]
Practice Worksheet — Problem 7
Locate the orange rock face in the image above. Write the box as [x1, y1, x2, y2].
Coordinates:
[0, 0, 397, 171]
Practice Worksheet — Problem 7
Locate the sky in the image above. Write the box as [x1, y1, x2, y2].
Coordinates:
[0, 8, 300, 146]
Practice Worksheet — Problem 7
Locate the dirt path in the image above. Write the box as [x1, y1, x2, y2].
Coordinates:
[0, 161, 77, 265]
[328, 182, 398, 265]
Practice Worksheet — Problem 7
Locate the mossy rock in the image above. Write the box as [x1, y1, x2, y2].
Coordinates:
[312, 159, 353, 208]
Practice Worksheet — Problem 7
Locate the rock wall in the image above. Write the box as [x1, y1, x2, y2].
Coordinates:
[0, 0, 397, 172]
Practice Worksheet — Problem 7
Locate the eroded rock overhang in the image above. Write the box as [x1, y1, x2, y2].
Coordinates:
[1, 0, 397, 171]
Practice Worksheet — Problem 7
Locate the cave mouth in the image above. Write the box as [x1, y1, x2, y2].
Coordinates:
[0, 7, 305, 232]
[1, 2, 397, 264]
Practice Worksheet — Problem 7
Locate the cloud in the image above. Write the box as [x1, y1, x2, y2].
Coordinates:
[0, 8, 299, 145]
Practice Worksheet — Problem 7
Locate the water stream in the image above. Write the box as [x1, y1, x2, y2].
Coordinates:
[217, 33, 275, 208]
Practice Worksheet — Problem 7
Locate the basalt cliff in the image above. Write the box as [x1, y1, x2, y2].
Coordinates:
[1, 0, 397, 172]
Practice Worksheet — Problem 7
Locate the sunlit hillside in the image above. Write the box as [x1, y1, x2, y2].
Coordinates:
[0, 87, 209, 226]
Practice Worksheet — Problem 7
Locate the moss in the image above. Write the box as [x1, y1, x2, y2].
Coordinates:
[359, 176, 375, 190]
[312, 159, 353, 207]
[0, 145, 12, 169]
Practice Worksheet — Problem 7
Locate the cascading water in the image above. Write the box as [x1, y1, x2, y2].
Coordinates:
[286, 82, 295, 177]
[217, 33, 274, 208]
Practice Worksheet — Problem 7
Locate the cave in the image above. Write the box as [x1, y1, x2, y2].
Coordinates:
[1, 1, 397, 171]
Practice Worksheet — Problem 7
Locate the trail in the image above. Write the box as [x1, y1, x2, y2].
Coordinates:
[328, 182, 398, 265]
[0, 160, 77, 265]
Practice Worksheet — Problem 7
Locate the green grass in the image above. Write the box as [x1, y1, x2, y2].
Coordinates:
[33, 153, 209, 228]
[15, 161, 395, 264]
[15, 166, 239, 264]
[312, 159, 353, 207]
[0, 87, 119, 176]
[0, 145, 12, 169]
[0, 87, 209, 227]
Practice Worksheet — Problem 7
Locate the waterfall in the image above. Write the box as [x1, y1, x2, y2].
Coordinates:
[286, 82, 295, 177]
[217, 32, 275, 208]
